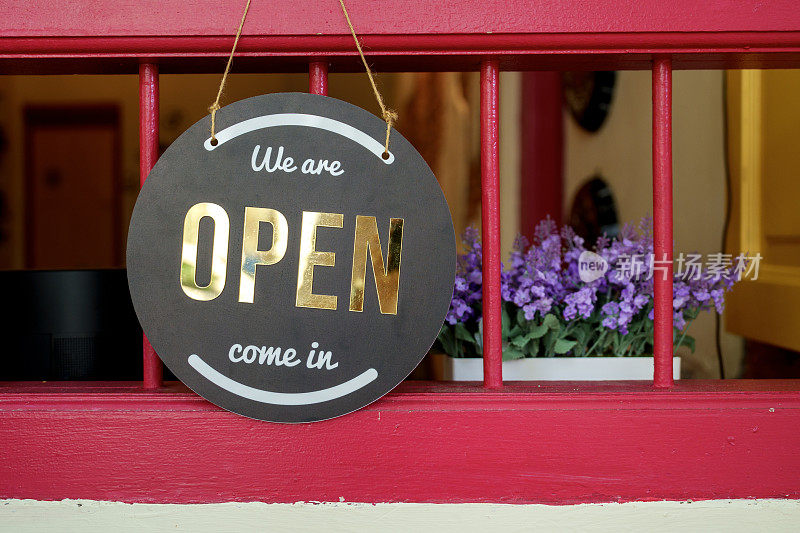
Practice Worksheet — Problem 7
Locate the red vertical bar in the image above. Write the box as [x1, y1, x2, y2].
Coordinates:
[480, 59, 503, 389]
[309, 61, 328, 95]
[139, 62, 163, 389]
[652, 57, 674, 388]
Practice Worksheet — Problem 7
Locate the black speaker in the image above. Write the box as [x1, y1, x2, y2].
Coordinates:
[1, 269, 144, 380]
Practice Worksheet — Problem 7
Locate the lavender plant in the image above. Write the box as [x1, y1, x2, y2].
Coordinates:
[437, 218, 738, 359]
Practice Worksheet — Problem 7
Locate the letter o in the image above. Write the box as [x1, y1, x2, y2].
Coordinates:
[180, 202, 230, 301]
[242, 345, 259, 364]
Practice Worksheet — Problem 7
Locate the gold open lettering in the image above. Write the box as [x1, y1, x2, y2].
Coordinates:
[349, 216, 404, 314]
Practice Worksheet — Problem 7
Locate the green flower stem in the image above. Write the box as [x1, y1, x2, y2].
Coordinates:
[676, 323, 690, 352]
[585, 329, 608, 357]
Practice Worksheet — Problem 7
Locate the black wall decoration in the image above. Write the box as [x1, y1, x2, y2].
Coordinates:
[563, 71, 617, 133]
[127, 93, 456, 422]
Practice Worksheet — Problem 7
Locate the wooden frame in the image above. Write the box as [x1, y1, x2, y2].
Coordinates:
[2, 0, 800, 505]
[3, 380, 800, 504]
[3, 0, 800, 73]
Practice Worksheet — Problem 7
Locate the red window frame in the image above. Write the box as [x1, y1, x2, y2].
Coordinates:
[2, 0, 800, 504]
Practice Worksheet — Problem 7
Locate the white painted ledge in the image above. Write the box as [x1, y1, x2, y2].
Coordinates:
[2, 499, 799, 533]
[433, 353, 681, 381]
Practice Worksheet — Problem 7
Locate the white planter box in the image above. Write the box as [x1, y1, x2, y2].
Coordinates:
[431, 353, 680, 381]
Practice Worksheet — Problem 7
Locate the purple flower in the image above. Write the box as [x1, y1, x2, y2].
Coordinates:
[468, 270, 482, 285]
[442, 216, 739, 358]
[693, 288, 710, 302]
[634, 293, 649, 309]
[523, 297, 552, 320]
[563, 287, 596, 320]
[673, 311, 686, 331]
[711, 288, 725, 314]
[512, 287, 532, 307]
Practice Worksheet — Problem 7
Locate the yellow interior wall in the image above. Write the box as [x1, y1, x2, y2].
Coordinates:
[564, 70, 744, 378]
[0, 72, 404, 270]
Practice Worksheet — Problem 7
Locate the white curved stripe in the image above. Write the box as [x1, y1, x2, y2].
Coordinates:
[203, 113, 394, 164]
[187, 353, 378, 406]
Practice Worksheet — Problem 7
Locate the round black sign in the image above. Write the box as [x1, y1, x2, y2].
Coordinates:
[127, 93, 455, 423]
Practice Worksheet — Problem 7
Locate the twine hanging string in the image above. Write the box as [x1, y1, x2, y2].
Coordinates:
[337, 0, 398, 157]
[208, 0, 252, 144]
[208, 0, 397, 155]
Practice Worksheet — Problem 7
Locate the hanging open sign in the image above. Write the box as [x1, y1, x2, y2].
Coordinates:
[127, 93, 456, 422]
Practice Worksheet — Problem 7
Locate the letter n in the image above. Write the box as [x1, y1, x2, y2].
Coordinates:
[349, 216, 403, 315]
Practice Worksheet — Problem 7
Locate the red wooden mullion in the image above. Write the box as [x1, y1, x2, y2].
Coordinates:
[139, 62, 163, 389]
[480, 59, 502, 388]
[309, 61, 328, 95]
[652, 57, 674, 388]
